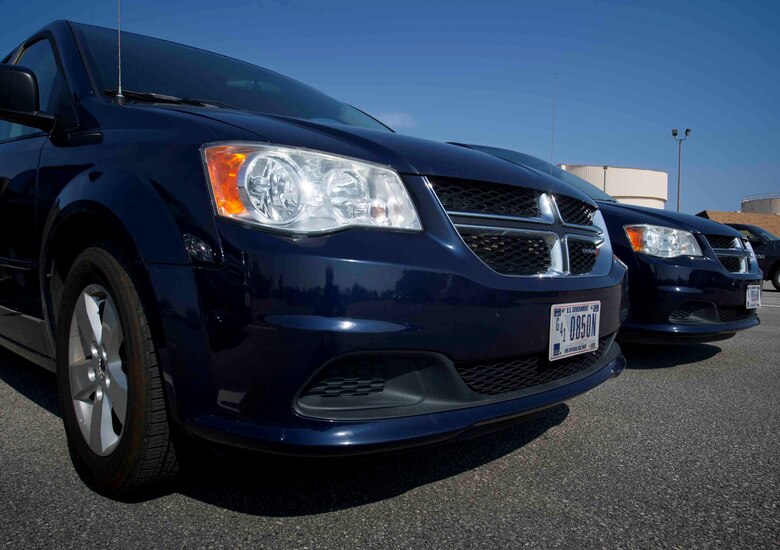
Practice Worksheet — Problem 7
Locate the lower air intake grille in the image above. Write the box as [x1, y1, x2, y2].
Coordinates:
[429, 177, 542, 219]
[568, 239, 599, 275]
[555, 195, 596, 226]
[460, 230, 552, 276]
[718, 255, 744, 273]
[302, 359, 387, 398]
[705, 235, 738, 249]
[717, 306, 754, 323]
[668, 302, 705, 324]
[455, 335, 612, 396]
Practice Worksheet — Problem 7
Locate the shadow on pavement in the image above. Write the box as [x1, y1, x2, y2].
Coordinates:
[0, 348, 60, 417]
[175, 404, 569, 516]
[0, 346, 569, 515]
[621, 342, 721, 369]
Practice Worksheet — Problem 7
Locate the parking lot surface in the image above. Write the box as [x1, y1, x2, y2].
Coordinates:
[1, 282, 778, 549]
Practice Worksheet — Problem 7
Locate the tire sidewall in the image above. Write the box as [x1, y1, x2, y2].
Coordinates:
[56, 247, 151, 494]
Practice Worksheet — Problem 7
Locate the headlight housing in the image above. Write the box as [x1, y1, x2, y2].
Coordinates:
[202, 143, 422, 234]
[624, 224, 702, 258]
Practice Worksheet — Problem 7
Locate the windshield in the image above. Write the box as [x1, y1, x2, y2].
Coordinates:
[748, 226, 779, 241]
[70, 23, 391, 132]
[463, 144, 615, 202]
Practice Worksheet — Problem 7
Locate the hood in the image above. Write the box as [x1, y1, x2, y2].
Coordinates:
[162, 106, 597, 206]
[597, 201, 744, 237]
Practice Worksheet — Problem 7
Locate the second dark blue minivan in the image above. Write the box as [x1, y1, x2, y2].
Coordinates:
[456, 145, 762, 343]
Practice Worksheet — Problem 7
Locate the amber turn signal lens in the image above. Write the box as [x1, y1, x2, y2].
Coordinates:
[204, 147, 248, 216]
[624, 226, 644, 252]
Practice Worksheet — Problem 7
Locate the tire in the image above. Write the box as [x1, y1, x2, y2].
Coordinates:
[773, 268, 780, 291]
[56, 244, 178, 497]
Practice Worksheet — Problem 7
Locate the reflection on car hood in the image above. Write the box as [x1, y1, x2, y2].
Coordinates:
[163, 106, 597, 205]
[597, 201, 744, 236]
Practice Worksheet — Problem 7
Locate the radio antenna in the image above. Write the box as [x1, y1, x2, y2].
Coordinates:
[115, 0, 125, 104]
[549, 77, 557, 174]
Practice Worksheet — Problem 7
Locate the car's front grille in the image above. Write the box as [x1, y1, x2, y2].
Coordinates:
[717, 306, 754, 323]
[705, 235, 739, 249]
[555, 194, 597, 226]
[459, 230, 552, 276]
[428, 177, 542, 219]
[461, 229, 552, 275]
[427, 177, 606, 277]
[718, 255, 745, 273]
[302, 359, 387, 398]
[568, 238, 599, 275]
[455, 335, 613, 396]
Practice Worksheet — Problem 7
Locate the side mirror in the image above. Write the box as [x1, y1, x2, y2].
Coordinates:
[0, 64, 55, 131]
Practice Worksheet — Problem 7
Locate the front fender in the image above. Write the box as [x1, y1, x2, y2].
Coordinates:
[39, 168, 216, 426]
[41, 167, 191, 266]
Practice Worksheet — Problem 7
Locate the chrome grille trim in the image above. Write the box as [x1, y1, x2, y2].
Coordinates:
[425, 177, 611, 278]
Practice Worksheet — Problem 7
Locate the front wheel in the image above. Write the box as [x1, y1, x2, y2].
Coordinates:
[56, 244, 178, 497]
[772, 268, 780, 291]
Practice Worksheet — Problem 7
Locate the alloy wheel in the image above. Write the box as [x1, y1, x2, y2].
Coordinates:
[67, 284, 127, 456]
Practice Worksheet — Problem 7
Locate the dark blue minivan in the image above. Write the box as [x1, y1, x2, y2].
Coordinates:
[0, 22, 627, 495]
[456, 145, 762, 343]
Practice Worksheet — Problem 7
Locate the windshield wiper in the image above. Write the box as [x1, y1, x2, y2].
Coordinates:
[105, 89, 240, 110]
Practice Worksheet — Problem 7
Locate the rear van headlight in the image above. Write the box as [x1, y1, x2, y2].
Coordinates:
[624, 225, 702, 258]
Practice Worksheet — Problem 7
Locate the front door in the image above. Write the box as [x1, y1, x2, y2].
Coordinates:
[0, 38, 64, 355]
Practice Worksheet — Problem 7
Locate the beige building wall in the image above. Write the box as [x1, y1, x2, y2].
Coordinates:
[741, 195, 780, 214]
[559, 164, 668, 209]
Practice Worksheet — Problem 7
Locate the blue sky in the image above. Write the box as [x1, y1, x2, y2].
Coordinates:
[3, 0, 779, 213]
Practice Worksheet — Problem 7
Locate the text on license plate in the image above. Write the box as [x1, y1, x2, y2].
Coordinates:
[549, 301, 601, 362]
[746, 285, 761, 309]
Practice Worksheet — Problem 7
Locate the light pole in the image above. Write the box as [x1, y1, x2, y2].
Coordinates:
[602, 165, 608, 192]
[672, 128, 691, 212]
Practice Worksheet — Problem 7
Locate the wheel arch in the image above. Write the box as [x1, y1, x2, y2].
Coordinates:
[41, 204, 168, 361]
[39, 167, 192, 361]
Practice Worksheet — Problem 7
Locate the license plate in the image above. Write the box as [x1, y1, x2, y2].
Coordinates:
[549, 301, 601, 362]
[746, 285, 761, 309]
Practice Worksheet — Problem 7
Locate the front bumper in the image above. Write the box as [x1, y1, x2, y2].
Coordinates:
[618, 252, 761, 343]
[152, 175, 628, 454]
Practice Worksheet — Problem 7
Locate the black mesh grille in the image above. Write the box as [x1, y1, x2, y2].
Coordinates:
[429, 178, 542, 219]
[668, 302, 710, 324]
[705, 235, 738, 249]
[568, 239, 599, 275]
[460, 231, 551, 275]
[455, 336, 612, 396]
[668, 309, 692, 323]
[302, 359, 387, 398]
[717, 306, 754, 323]
[718, 255, 744, 273]
[668, 302, 702, 323]
[555, 195, 596, 226]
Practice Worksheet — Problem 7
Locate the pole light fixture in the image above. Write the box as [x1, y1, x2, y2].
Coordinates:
[672, 128, 691, 212]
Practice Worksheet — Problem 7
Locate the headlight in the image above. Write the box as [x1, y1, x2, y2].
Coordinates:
[624, 225, 702, 258]
[202, 143, 422, 234]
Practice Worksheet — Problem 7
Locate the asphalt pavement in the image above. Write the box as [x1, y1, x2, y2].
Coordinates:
[1, 282, 778, 549]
